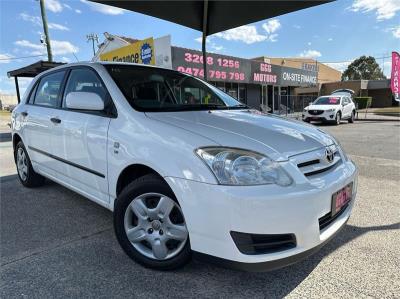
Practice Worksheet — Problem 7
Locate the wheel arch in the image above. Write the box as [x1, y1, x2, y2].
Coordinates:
[12, 133, 22, 151]
[115, 163, 168, 199]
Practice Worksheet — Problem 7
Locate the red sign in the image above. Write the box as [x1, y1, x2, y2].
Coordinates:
[172, 47, 250, 83]
[391, 51, 400, 102]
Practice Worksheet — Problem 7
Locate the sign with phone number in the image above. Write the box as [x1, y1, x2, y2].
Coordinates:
[172, 47, 251, 82]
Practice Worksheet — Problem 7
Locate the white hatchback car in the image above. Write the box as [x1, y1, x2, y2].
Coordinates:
[12, 62, 358, 271]
[302, 95, 356, 125]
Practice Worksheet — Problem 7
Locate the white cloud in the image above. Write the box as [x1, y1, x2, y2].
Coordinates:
[63, 3, 72, 10]
[268, 34, 278, 42]
[80, 0, 125, 15]
[59, 56, 71, 63]
[15, 40, 78, 55]
[293, 25, 301, 29]
[213, 25, 267, 44]
[0, 53, 14, 64]
[325, 61, 352, 73]
[48, 23, 69, 31]
[262, 19, 281, 34]
[20, 13, 69, 31]
[328, 38, 333, 41]
[194, 37, 224, 52]
[75, 9, 82, 14]
[20, 12, 41, 25]
[390, 26, 400, 38]
[299, 50, 322, 59]
[350, 0, 400, 20]
[307, 42, 312, 46]
[46, 0, 63, 13]
[213, 20, 281, 44]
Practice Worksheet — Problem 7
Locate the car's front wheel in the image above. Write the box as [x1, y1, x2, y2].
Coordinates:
[114, 174, 191, 270]
[334, 112, 341, 125]
[14, 141, 45, 187]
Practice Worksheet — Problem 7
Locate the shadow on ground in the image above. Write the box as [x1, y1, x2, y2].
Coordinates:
[1, 175, 398, 298]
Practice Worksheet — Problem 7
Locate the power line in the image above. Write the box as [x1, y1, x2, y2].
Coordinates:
[0, 54, 47, 61]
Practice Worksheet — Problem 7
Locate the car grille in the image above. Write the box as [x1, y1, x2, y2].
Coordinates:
[230, 231, 296, 255]
[291, 145, 342, 177]
[308, 110, 324, 115]
[319, 203, 350, 231]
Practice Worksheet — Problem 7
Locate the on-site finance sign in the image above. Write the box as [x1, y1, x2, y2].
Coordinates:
[100, 37, 155, 65]
[391, 51, 400, 102]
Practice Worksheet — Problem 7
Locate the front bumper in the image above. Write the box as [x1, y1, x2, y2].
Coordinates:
[302, 110, 336, 122]
[165, 160, 358, 271]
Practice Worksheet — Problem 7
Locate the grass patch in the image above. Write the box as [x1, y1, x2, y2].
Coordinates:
[0, 110, 11, 122]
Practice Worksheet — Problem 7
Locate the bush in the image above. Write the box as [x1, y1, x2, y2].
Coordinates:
[354, 97, 372, 109]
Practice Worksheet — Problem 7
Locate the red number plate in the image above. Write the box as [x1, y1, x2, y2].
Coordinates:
[331, 183, 353, 216]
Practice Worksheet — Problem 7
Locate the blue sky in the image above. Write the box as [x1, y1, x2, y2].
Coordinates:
[0, 0, 399, 95]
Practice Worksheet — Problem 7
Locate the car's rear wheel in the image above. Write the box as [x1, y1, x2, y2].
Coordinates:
[114, 174, 191, 270]
[348, 111, 355, 123]
[15, 141, 45, 187]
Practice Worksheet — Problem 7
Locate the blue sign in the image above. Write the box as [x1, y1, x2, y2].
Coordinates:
[141, 43, 153, 64]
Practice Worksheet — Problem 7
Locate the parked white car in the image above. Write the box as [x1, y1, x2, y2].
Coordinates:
[302, 95, 356, 125]
[11, 62, 358, 271]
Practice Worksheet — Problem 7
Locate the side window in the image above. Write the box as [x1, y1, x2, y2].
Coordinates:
[63, 68, 107, 108]
[34, 71, 65, 107]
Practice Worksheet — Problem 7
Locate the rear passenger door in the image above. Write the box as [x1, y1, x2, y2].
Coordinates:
[23, 70, 66, 177]
[55, 67, 114, 204]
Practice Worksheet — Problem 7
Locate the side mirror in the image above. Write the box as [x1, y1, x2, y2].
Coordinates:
[309, 102, 313, 106]
[65, 92, 104, 111]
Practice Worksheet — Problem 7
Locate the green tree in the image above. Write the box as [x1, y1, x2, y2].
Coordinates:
[342, 56, 386, 81]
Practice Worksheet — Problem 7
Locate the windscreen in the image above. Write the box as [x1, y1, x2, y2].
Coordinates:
[313, 96, 341, 105]
[105, 64, 246, 112]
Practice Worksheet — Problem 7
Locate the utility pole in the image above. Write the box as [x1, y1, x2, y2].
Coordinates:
[39, 0, 53, 62]
[87, 33, 99, 56]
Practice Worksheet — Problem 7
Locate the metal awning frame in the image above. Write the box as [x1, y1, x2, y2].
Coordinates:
[7, 60, 65, 103]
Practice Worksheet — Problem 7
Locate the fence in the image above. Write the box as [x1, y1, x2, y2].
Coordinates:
[260, 95, 318, 119]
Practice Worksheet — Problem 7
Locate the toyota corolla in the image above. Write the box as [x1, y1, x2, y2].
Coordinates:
[11, 62, 358, 271]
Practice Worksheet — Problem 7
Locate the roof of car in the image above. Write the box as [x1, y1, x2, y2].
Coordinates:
[31, 61, 178, 79]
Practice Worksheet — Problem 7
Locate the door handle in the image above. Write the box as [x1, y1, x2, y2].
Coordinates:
[50, 117, 61, 124]
[21, 111, 28, 117]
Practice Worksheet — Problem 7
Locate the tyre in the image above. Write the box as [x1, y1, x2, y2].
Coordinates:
[14, 141, 45, 187]
[334, 112, 341, 125]
[114, 174, 191, 270]
[348, 111, 355, 123]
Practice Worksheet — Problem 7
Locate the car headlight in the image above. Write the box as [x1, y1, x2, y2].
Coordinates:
[326, 109, 335, 112]
[195, 147, 293, 186]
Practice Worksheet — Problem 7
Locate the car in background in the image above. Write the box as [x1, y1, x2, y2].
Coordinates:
[331, 89, 355, 100]
[303, 95, 356, 125]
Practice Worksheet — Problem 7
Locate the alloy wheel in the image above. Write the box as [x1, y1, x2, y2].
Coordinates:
[124, 193, 188, 260]
[16, 147, 28, 181]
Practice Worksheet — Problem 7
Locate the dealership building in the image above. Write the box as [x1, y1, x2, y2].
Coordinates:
[93, 33, 342, 112]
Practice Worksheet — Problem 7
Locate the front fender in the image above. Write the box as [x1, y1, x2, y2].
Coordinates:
[107, 113, 219, 199]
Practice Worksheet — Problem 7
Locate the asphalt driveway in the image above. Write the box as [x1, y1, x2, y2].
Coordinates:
[1, 120, 399, 298]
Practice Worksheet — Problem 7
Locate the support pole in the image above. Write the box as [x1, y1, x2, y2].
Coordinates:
[39, 0, 53, 62]
[15, 77, 20, 103]
[202, 0, 209, 81]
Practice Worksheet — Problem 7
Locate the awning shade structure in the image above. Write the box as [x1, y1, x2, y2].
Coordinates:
[7, 60, 65, 78]
[7, 60, 65, 103]
[92, 1, 332, 35]
[91, 0, 333, 80]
